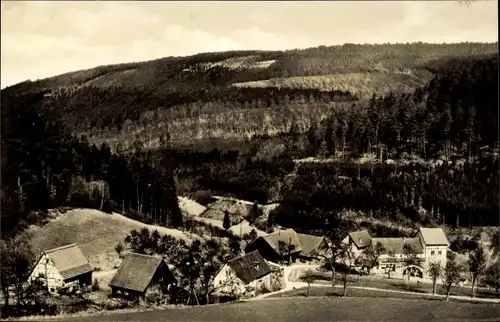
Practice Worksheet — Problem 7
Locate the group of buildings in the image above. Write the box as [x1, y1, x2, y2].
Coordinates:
[27, 227, 449, 302]
[341, 227, 450, 277]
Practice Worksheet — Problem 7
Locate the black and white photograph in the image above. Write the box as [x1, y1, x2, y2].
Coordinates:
[0, 0, 499, 321]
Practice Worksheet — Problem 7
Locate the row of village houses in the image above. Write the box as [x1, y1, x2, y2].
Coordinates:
[27, 227, 449, 301]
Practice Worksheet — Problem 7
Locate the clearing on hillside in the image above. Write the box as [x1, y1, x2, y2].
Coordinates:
[232, 71, 434, 99]
[178, 196, 207, 217]
[24, 208, 195, 271]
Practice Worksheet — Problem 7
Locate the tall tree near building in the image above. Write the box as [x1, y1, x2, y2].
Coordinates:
[468, 244, 488, 298]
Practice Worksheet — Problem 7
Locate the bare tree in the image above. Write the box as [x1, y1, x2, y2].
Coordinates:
[428, 262, 443, 295]
[300, 269, 317, 297]
[468, 245, 488, 298]
[362, 242, 386, 275]
[442, 260, 463, 301]
[403, 243, 421, 284]
[338, 242, 362, 297]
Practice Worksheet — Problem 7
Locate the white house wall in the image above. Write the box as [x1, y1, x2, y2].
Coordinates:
[213, 265, 275, 298]
[28, 254, 65, 292]
[213, 264, 247, 297]
[340, 236, 364, 259]
[422, 245, 448, 270]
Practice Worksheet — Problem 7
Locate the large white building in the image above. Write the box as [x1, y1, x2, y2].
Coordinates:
[341, 227, 450, 278]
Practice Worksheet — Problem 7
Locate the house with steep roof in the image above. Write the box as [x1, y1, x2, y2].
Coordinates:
[213, 250, 281, 299]
[296, 233, 330, 262]
[244, 229, 303, 263]
[341, 230, 372, 258]
[109, 253, 177, 301]
[28, 244, 94, 293]
[244, 229, 329, 264]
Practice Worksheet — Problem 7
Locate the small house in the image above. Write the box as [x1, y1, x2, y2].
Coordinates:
[213, 250, 275, 299]
[244, 229, 303, 263]
[296, 233, 330, 263]
[341, 230, 373, 258]
[28, 244, 94, 293]
[109, 253, 177, 302]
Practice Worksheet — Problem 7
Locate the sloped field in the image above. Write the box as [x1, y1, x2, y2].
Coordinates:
[24, 208, 195, 270]
[232, 71, 434, 99]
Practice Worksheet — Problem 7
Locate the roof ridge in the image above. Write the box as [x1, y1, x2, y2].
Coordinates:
[271, 228, 297, 235]
[228, 250, 260, 263]
[128, 252, 163, 260]
[45, 243, 78, 253]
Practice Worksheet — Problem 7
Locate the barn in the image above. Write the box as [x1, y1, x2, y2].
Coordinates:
[109, 253, 177, 302]
[28, 244, 94, 293]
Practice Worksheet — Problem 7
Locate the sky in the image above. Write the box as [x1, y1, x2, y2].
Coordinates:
[1, 0, 498, 88]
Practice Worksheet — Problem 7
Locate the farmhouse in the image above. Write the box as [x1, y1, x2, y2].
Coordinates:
[213, 250, 280, 299]
[296, 233, 330, 262]
[342, 227, 450, 278]
[28, 244, 94, 293]
[244, 229, 328, 264]
[245, 229, 303, 263]
[109, 253, 177, 302]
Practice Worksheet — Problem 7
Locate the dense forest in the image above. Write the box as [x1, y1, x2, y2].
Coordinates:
[1, 91, 182, 235]
[1, 42, 498, 236]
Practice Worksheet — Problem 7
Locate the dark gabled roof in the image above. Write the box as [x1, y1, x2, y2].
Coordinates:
[417, 228, 450, 246]
[260, 229, 303, 255]
[44, 244, 93, 280]
[109, 253, 173, 293]
[372, 237, 423, 255]
[347, 230, 372, 249]
[227, 250, 272, 285]
[296, 233, 325, 257]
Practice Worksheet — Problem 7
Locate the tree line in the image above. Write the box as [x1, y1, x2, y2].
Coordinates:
[1, 91, 182, 235]
[302, 56, 498, 159]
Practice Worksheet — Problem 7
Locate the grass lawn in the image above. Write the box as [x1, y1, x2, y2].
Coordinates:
[48, 296, 500, 322]
[306, 271, 499, 299]
[268, 286, 498, 304]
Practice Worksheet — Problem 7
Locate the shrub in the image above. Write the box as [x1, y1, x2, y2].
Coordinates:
[91, 279, 100, 292]
[146, 293, 163, 306]
[192, 190, 215, 206]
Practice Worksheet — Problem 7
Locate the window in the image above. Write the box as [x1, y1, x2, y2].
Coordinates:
[438, 251, 442, 255]
[431, 251, 435, 255]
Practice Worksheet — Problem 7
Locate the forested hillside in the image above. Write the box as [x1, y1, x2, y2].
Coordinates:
[1, 91, 182, 235]
[1, 42, 498, 236]
[2, 43, 496, 152]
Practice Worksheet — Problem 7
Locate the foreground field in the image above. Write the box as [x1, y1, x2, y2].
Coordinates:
[49, 297, 500, 322]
